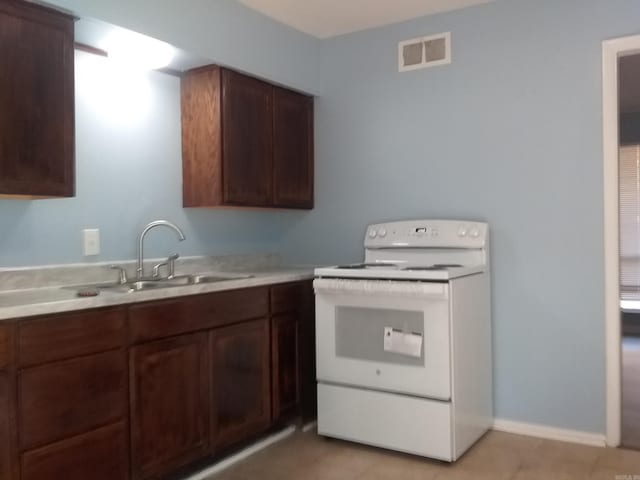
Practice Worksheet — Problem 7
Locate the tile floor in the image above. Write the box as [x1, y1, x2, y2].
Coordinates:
[209, 429, 640, 480]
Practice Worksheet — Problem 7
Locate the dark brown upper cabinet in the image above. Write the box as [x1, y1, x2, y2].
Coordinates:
[181, 66, 313, 209]
[0, 0, 75, 198]
[273, 87, 313, 208]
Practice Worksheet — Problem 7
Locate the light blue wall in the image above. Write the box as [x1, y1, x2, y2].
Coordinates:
[0, 51, 305, 267]
[0, 0, 318, 267]
[46, 0, 320, 93]
[278, 0, 640, 434]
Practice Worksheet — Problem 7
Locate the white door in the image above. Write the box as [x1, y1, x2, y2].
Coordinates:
[314, 279, 451, 400]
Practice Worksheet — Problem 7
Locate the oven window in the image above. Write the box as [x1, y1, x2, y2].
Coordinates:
[335, 306, 424, 366]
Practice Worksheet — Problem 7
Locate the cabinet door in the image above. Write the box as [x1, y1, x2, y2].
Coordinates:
[130, 333, 209, 480]
[0, 1, 74, 197]
[298, 281, 317, 421]
[210, 318, 271, 450]
[21, 423, 129, 480]
[273, 87, 313, 208]
[221, 69, 273, 206]
[0, 371, 15, 480]
[19, 350, 127, 451]
[271, 313, 299, 422]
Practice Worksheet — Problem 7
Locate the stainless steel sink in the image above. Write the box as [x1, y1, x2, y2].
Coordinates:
[62, 273, 254, 294]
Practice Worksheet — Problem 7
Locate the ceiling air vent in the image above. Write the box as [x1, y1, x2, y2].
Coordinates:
[398, 32, 451, 72]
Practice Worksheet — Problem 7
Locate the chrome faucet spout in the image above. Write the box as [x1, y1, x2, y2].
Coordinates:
[137, 220, 186, 280]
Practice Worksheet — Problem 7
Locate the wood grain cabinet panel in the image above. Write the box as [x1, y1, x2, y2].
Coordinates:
[19, 350, 127, 450]
[221, 69, 273, 206]
[0, 371, 16, 480]
[129, 287, 268, 343]
[130, 333, 209, 480]
[298, 281, 317, 421]
[0, 323, 12, 370]
[18, 307, 126, 367]
[270, 282, 304, 315]
[0, 0, 74, 198]
[181, 66, 313, 209]
[21, 422, 129, 480]
[271, 313, 299, 422]
[210, 318, 271, 451]
[273, 87, 314, 209]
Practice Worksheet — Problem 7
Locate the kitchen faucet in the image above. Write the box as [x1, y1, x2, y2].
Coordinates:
[137, 220, 186, 280]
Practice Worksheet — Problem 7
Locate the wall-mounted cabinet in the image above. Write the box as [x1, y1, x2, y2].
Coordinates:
[0, 0, 74, 198]
[181, 66, 313, 209]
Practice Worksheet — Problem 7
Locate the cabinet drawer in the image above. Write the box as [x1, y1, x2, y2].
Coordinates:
[130, 287, 268, 343]
[18, 307, 126, 367]
[19, 350, 127, 450]
[0, 323, 12, 370]
[270, 282, 304, 315]
[21, 422, 129, 480]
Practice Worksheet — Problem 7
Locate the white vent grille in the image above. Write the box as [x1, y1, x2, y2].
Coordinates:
[398, 32, 451, 72]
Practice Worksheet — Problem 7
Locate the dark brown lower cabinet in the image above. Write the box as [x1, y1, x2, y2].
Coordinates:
[21, 422, 129, 480]
[19, 350, 127, 451]
[0, 370, 15, 479]
[210, 318, 271, 451]
[2, 281, 315, 480]
[130, 333, 209, 480]
[298, 281, 317, 421]
[271, 313, 299, 422]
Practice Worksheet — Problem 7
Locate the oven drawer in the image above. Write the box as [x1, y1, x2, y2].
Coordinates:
[315, 279, 451, 399]
[317, 383, 453, 461]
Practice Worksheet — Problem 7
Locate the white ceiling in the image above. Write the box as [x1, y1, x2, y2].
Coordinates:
[236, 0, 496, 38]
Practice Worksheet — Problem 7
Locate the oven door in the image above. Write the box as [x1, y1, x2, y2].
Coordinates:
[314, 278, 451, 400]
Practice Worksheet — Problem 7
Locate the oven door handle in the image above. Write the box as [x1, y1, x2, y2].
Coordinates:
[313, 278, 448, 299]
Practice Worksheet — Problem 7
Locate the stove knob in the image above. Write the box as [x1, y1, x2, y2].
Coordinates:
[457, 226, 468, 237]
[470, 227, 480, 238]
[378, 228, 387, 238]
[368, 229, 377, 238]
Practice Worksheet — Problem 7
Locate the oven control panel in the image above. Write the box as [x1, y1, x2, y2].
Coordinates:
[365, 220, 488, 249]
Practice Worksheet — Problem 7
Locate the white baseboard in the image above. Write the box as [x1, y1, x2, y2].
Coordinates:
[302, 420, 318, 432]
[493, 419, 606, 447]
[184, 425, 296, 480]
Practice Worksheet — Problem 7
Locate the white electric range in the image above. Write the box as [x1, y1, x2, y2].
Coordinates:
[314, 219, 493, 461]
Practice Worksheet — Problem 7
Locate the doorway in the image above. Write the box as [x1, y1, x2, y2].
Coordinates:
[619, 53, 640, 449]
[603, 35, 640, 449]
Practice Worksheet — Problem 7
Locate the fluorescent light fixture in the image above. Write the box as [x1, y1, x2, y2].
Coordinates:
[102, 28, 174, 71]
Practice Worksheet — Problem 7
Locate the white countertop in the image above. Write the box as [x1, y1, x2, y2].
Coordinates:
[0, 266, 314, 321]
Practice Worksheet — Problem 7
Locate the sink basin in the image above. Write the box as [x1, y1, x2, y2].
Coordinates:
[63, 273, 254, 294]
[123, 274, 253, 291]
[187, 274, 253, 284]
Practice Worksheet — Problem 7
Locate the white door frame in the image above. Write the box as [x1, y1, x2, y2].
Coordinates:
[603, 34, 640, 448]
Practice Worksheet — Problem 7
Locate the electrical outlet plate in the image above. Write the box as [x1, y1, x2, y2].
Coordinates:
[83, 228, 100, 256]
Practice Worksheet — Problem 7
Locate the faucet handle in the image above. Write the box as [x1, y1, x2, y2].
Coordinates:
[167, 253, 179, 279]
[108, 265, 128, 285]
[152, 261, 168, 279]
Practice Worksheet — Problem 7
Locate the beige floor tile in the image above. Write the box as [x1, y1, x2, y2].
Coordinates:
[454, 443, 522, 476]
[596, 446, 640, 471]
[355, 454, 447, 480]
[480, 430, 543, 453]
[432, 470, 514, 480]
[532, 439, 603, 466]
[510, 471, 585, 480]
[302, 445, 386, 477]
[589, 467, 630, 480]
[207, 431, 635, 480]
